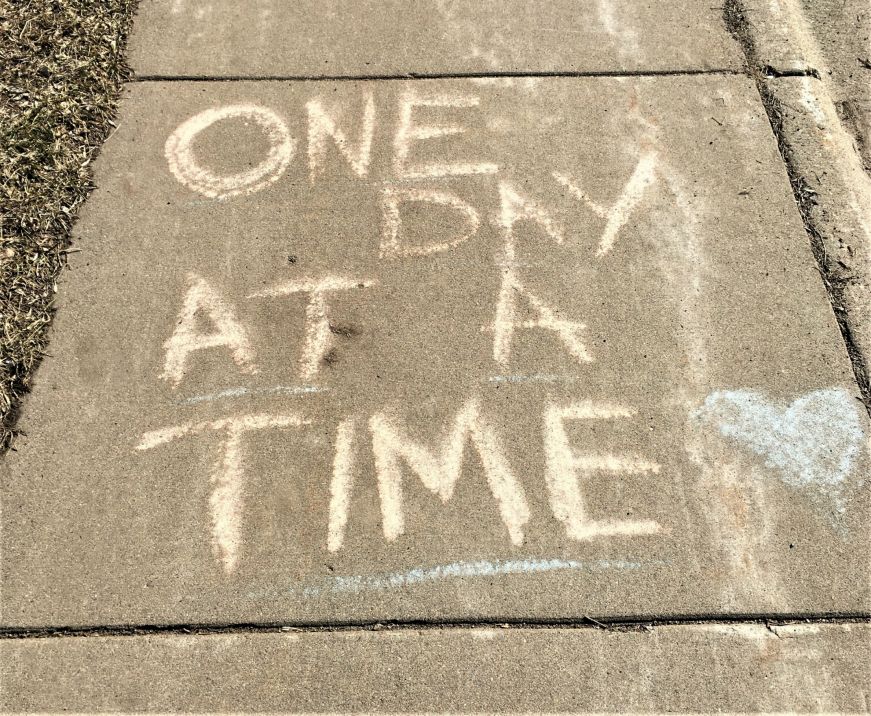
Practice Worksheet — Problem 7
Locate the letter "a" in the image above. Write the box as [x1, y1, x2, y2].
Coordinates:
[161, 272, 258, 388]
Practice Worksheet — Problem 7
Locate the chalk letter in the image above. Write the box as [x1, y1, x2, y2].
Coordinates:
[380, 186, 480, 258]
[370, 397, 529, 545]
[327, 417, 357, 552]
[484, 182, 586, 367]
[161, 272, 258, 388]
[497, 181, 565, 248]
[554, 151, 658, 257]
[249, 275, 377, 380]
[165, 104, 295, 199]
[543, 401, 662, 541]
[137, 413, 309, 573]
[487, 278, 593, 368]
[393, 89, 498, 179]
[307, 93, 375, 181]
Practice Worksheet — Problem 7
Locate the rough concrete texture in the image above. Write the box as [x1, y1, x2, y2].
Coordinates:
[764, 74, 871, 397]
[740, 0, 825, 73]
[2, 76, 868, 629]
[800, 0, 871, 171]
[745, 0, 871, 172]
[741, 0, 871, 175]
[738, 0, 871, 397]
[128, 0, 742, 77]
[3, 624, 869, 712]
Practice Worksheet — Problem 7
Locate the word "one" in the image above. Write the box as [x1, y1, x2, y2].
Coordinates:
[164, 90, 498, 199]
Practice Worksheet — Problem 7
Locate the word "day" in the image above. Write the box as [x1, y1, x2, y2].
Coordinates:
[137, 398, 663, 574]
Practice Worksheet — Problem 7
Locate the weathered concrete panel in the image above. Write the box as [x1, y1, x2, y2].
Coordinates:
[129, 0, 742, 77]
[3, 625, 869, 712]
[1, 76, 868, 627]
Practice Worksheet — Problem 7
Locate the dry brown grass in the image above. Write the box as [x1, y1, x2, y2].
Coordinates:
[0, 0, 136, 449]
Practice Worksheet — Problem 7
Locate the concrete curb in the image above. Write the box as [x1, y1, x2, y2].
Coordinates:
[726, 0, 871, 407]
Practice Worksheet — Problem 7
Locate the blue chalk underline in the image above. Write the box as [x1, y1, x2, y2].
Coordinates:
[276, 557, 663, 598]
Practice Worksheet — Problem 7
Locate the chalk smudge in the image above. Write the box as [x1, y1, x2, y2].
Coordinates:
[177, 385, 327, 406]
[487, 374, 576, 385]
[596, 0, 640, 58]
[693, 387, 866, 511]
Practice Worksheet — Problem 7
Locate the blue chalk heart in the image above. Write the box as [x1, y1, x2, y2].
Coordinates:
[693, 388, 866, 506]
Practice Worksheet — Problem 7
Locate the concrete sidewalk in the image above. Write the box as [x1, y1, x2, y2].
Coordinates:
[5, 624, 870, 712]
[2, 1, 869, 712]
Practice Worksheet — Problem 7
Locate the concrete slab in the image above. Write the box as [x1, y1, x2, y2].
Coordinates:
[1, 76, 869, 628]
[3, 624, 870, 712]
[129, 0, 742, 77]
[740, 0, 817, 73]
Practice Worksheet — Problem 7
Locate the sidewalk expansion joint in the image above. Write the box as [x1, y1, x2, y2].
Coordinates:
[2, 613, 868, 640]
[130, 68, 743, 83]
